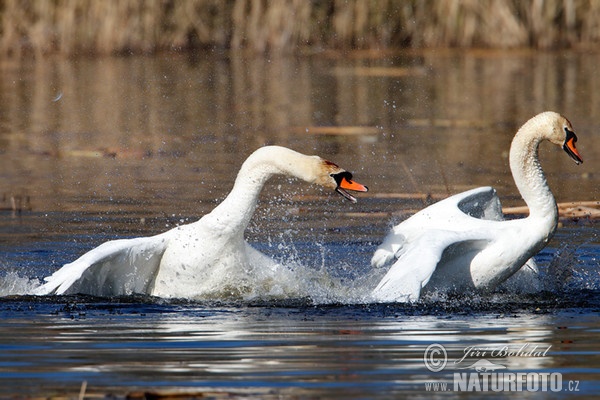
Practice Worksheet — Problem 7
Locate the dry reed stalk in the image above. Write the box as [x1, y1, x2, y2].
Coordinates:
[503, 201, 600, 219]
[2, 0, 600, 57]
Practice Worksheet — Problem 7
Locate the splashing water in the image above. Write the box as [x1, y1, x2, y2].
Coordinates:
[3, 235, 597, 306]
[0, 210, 597, 305]
[0, 271, 41, 296]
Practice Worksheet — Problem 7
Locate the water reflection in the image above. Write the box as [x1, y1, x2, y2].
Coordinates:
[0, 299, 596, 396]
[0, 50, 598, 216]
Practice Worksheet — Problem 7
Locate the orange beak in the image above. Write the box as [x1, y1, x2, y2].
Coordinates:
[563, 129, 583, 165]
[333, 172, 368, 203]
[339, 176, 369, 193]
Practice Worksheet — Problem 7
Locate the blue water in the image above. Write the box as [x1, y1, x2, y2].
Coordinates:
[1, 292, 600, 398]
[2, 292, 600, 398]
[0, 210, 599, 398]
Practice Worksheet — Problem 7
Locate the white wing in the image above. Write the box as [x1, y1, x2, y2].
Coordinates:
[371, 186, 543, 302]
[371, 230, 468, 302]
[33, 231, 172, 296]
[371, 187, 502, 269]
[455, 186, 503, 221]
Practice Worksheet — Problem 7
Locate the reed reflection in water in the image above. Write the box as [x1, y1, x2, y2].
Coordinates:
[1, 50, 598, 216]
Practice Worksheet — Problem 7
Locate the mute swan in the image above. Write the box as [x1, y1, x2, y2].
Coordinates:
[371, 111, 583, 302]
[34, 146, 368, 298]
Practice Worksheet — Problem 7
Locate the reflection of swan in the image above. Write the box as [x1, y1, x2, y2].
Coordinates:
[371, 112, 583, 302]
[34, 146, 367, 298]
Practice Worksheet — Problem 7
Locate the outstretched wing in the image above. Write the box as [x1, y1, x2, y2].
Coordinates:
[371, 231, 408, 269]
[34, 232, 172, 296]
[371, 187, 502, 270]
[371, 231, 462, 302]
[372, 224, 502, 303]
[455, 186, 503, 221]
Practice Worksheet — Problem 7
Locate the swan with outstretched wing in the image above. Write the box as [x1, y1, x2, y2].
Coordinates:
[35, 146, 368, 298]
[371, 112, 583, 302]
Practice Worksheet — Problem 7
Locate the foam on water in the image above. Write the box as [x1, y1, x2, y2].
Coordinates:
[152, 246, 384, 304]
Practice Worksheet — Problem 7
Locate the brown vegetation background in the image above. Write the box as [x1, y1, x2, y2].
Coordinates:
[2, 0, 600, 57]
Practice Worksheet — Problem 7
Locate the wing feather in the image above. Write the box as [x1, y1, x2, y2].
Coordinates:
[34, 232, 172, 296]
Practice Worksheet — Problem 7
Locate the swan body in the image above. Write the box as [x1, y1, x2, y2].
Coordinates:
[371, 112, 583, 302]
[34, 146, 367, 298]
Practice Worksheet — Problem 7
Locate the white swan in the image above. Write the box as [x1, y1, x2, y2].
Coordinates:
[371, 111, 583, 302]
[34, 146, 368, 298]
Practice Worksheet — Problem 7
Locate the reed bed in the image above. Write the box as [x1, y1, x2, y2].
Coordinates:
[2, 0, 600, 56]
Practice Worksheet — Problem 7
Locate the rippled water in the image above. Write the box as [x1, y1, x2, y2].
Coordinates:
[0, 50, 599, 397]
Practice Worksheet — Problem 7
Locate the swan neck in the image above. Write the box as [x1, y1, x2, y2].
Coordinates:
[207, 147, 320, 230]
[509, 127, 557, 221]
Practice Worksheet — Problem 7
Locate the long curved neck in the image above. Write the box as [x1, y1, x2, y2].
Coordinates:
[205, 146, 319, 232]
[509, 125, 558, 223]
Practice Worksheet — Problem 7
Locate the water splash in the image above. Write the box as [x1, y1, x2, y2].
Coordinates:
[0, 224, 597, 306]
[0, 272, 41, 296]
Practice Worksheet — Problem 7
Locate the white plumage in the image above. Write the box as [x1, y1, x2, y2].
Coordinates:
[371, 112, 583, 302]
[34, 146, 367, 298]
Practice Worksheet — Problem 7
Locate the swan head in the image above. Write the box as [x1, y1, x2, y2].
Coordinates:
[540, 111, 583, 164]
[238, 146, 368, 203]
[319, 160, 369, 203]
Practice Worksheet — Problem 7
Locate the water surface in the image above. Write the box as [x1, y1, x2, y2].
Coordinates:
[0, 50, 598, 397]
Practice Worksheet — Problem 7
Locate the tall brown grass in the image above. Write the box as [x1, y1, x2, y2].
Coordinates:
[1, 0, 600, 57]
